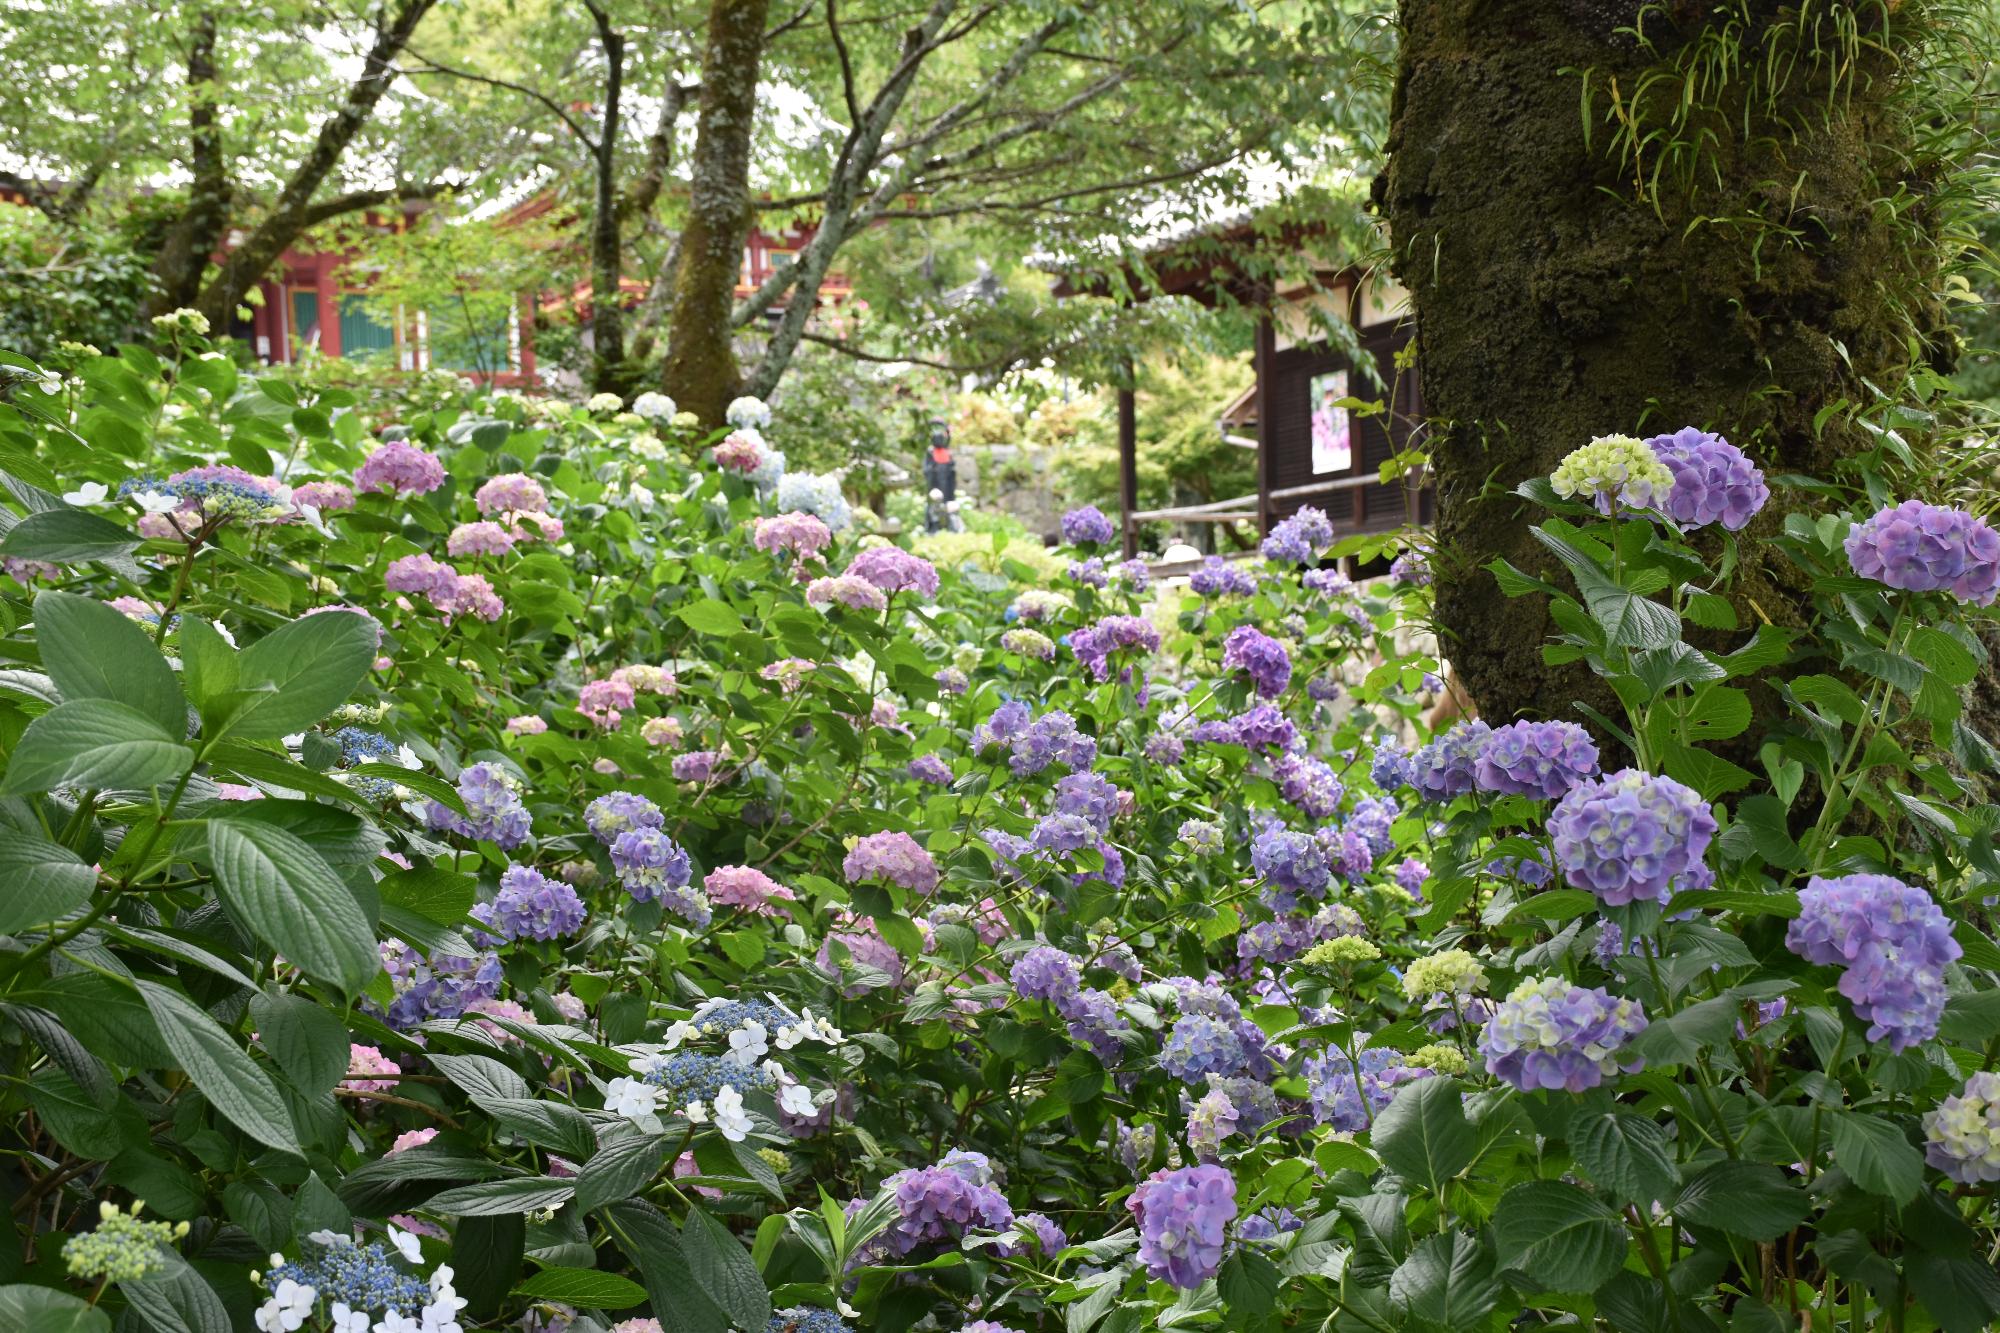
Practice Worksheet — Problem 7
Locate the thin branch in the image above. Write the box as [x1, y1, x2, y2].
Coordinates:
[800, 330, 1027, 375]
[827, 0, 862, 131]
[398, 47, 597, 150]
[298, 181, 450, 229]
[765, 0, 815, 39]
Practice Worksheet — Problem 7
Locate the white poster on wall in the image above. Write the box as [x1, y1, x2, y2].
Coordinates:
[1310, 369, 1352, 475]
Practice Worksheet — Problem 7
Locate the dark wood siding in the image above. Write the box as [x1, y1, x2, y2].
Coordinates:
[1264, 318, 1430, 534]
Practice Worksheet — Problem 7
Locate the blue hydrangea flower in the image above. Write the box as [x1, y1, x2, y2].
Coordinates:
[1251, 829, 1332, 903]
[425, 762, 532, 849]
[1644, 427, 1769, 531]
[586, 790, 665, 844]
[490, 864, 586, 941]
[1409, 722, 1490, 801]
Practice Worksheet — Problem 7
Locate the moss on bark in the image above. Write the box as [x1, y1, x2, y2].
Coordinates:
[1378, 0, 1951, 730]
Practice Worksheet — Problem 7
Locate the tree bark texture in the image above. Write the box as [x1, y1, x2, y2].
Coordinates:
[586, 4, 627, 395]
[1378, 0, 1952, 730]
[662, 0, 773, 426]
[142, 12, 231, 320]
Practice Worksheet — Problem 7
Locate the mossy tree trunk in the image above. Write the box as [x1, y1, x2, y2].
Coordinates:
[662, 0, 772, 427]
[1377, 0, 1954, 728]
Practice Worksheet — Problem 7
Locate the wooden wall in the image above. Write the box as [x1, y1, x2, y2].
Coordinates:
[1264, 318, 1431, 534]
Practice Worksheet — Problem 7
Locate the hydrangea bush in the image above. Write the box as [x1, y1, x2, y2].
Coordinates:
[0, 330, 1996, 1333]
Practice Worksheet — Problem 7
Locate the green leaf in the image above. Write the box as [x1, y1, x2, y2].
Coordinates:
[0, 1285, 111, 1333]
[122, 1249, 232, 1333]
[33, 590, 185, 733]
[1388, 1231, 1500, 1327]
[1829, 1111, 1923, 1205]
[1370, 1077, 1475, 1197]
[1492, 1179, 1628, 1292]
[1569, 1107, 1678, 1205]
[574, 1132, 669, 1215]
[222, 610, 377, 739]
[426, 1176, 576, 1216]
[207, 818, 379, 995]
[1217, 1247, 1282, 1315]
[0, 507, 141, 562]
[1906, 1250, 2000, 1333]
[0, 828, 96, 933]
[177, 616, 240, 714]
[512, 1267, 649, 1309]
[678, 598, 745, 636]
[453, 1213, 525, 1319]
[0, 698, 190, 795]
[604, 1200, 728, 1333]
[681, 1205, 772, 1330]
[1674, 1160, 1809, 1240]
[250, 990, 351, 1097]
[134, 980, 300, 1155]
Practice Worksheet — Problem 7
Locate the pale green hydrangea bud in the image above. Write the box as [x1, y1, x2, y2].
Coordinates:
[1550, 434, 1675, 514]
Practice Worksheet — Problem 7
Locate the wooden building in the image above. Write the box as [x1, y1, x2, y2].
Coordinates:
[1054, 217, 1431, 560]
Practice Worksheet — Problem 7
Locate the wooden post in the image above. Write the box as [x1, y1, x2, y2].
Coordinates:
[1253, 310, 1275, 537]
[1117, 358, 1138, 560]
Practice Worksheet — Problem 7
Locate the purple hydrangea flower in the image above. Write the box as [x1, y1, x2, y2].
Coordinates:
[1010, 945, 1081, 1004]
[610, 826, 695, 901]
[1116, 558, 1152, 592]
[1251, 829, 1332, 902]
[489, 864, 586, 941]
[1053, 771, 1121, 830]
[1158, 1014, 1262, 1085]
[1924, 1071, 2000, 1184]
[843, 831, 940, 895]
[1067, 556, 1109, 589]
[866, 1157, 1014, 1259]
[1409, 722, 1491, 801]
[1479, 977, 1648, 1092]
[1128, 1164, 1237, 1289]
[1222, 625, 1292, 698]
[1229, 705, 1297, 753]
[1305, 674, 1343, 703]
[1474, 720, 1601, 800]
[1060, 505, 1116, 546]
[1325, 826, 1375, 884]
[1786, 873, 1961, 1050]
[1844, 501, 2000, 605]
[1345, 795, 1398, 857]
[425, 762, 532, 849]
[1388, 550, 1430, 586]
[1058, 987, 1129, 1062]
[1644, 427, 1769, 531]
[908, 754, 953, 785]
[586, 790, 664, 843]
[1188, 557, 1256, 597]
[1370, 743, 1414, 791]
[1304, 1048, 1434, 1131]
[847, 545, 941, 598]
[1005, 709, 1097, 777]
[1145, 732, 1185, 764]
[1273, 752, 1343, 820]
[933, 666, 968, 695]
[1548, 769, 1716, 907]
[1069, 614, 1162, 683]
[1393, 857, 1428, 899]
[1261, 506, 1334, 566]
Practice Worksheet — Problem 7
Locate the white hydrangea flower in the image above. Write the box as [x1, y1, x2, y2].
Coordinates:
[603, 1076, 660, 1120]
[713, 1085, 754, 1141]
[632, 391, 676, 421]
[779, 1082, 817, 1117]
[62, 481, 107, 506]
[727, 1020, 769, 1063]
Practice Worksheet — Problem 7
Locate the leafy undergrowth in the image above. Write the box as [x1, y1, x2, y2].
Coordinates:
[0, 326, 1997, 1333]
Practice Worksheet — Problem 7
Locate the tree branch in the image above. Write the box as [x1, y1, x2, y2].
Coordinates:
[298, 181, 448, 229]
[826, 0, 862, 132]
[397, 46, 597, 150]
[800, 330, 1026, 375]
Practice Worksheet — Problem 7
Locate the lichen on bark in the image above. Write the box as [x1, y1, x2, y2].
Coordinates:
[1378, 0, 1956, 731]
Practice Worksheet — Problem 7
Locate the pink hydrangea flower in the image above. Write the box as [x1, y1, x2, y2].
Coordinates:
[704, 865, 796, 915]
[290, 481, 355, 511]
[579, 678, 637, 729]
[474, 472, 548, 515]
[355, 440, 446, 495]
[506, 715, 548, 736]
[714, 431, 764, 473]
[344, 1044, 399, 1093]
[753, 512, 832, 559]
[387, 1128, 439, 1156]
[446, 521, 517, 558]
